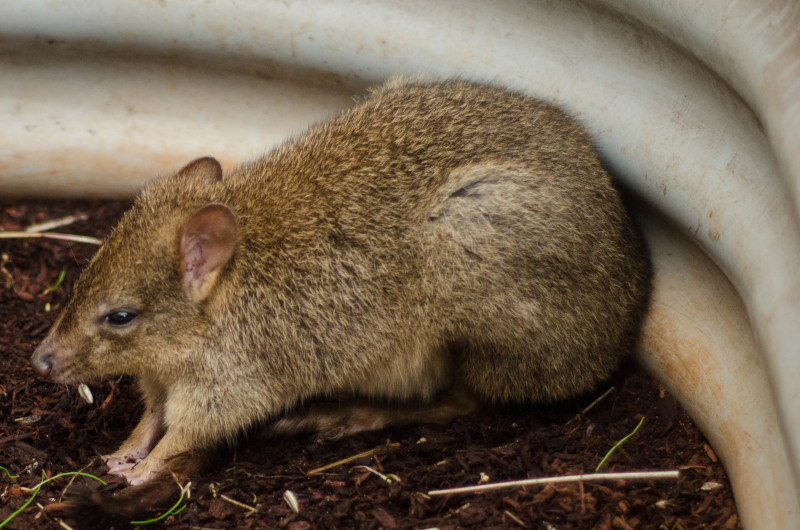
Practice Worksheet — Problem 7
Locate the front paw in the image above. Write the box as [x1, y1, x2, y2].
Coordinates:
[102, 448, 148, 475]
[120, 457, 165, 486]
[101, 453, 159, 485]
[106, 458, 138, 475]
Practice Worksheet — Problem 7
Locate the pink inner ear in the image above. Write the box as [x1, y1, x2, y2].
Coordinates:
[183, 237, 208, 282]
[180, 204, 237, 296]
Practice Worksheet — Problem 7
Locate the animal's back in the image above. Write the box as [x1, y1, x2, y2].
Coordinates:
[240, 79, 605, 220]
[219, 78, 651, 404]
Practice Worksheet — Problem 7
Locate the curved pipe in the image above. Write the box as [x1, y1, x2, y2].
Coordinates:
[1, 1, 798, 527]
[594, 0, 800, 223]
[639, 210, 800, 529]
[591, 0, 800, 497]
[0, 48, 355, 197]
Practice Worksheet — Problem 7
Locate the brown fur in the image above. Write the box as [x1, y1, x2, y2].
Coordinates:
[32, 78, 651, 519]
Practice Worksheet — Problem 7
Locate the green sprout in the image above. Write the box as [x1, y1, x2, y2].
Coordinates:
[130, 480, 191, 525]
[0, 471, 106, 528]
[595, 416, 645, 472]
[0, 467, 191, 527]
[42, 269, 66, 295]
[0, 466, 19, 480]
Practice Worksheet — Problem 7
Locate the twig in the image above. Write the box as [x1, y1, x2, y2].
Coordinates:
[0, 256, 13, 288]
[427, 470, 680, 496]
[442, 502, 471, 520]
[504, 509, 528, 527]
[355, 465, 401, 484]
[25, 214, 88, 234]
[219, 494, 257, 516]
[0, 231, 102, 246]
[307, 442, 400, 475]
[581, 386, 615, 415]
[58, 462, 95, 502]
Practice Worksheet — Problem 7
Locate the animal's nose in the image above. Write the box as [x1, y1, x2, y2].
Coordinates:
[31, 340, 54, 378]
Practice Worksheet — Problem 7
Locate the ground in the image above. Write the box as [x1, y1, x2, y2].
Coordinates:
[0, 199, 739, 529]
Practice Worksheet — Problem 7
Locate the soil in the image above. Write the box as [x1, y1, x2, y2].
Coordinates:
[1, 199, 740, 529]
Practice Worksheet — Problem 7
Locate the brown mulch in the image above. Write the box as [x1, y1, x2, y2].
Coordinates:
[1, 199, 740, 529]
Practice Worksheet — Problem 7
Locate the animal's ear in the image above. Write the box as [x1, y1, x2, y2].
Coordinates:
[178, 157, 223, 183]
[180, 204, 237, 302]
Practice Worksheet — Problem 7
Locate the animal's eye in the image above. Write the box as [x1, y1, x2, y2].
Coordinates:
[104, 310, 138, 328]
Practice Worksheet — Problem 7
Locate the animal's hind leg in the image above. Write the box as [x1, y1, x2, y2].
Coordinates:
[269, 381, 479, 440]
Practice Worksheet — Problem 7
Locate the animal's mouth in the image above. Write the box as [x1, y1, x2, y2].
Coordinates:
[34, 355, 76, 384]
[31, 336, 81, 384]
[32, 342, 101, 404]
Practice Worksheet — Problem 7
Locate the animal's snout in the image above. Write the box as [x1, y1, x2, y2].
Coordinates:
[31, 339, 55, 378]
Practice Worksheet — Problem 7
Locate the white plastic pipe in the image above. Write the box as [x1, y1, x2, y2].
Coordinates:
[595, 0, 800, 223]
[639, 210, 800, 529]
[0, 50, 355, 197]
[2, 1, 798, 527]
[592, 0, 800, 496]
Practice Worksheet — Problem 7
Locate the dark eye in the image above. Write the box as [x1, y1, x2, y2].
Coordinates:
[104, 310, 138, 328]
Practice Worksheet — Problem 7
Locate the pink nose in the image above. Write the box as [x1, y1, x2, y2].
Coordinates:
[31, 340, 55, 378]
